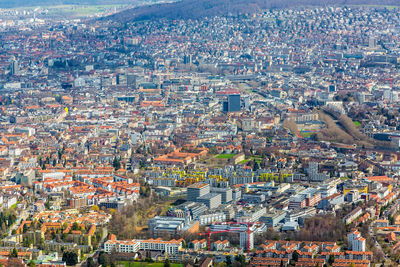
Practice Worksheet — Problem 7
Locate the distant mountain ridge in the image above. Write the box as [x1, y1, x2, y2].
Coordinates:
[0, 0, 148, 8]
[108, 0, 400, 22]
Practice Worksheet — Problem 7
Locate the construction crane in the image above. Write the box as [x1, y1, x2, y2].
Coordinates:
[220, 221, 255, 254]
[198, 221, 254, 253]
[198, 228, 238, 252]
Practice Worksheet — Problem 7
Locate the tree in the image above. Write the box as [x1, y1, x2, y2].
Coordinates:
[282, 118, 298, 135]
[140, 183, 151, 197]
[98, 251, 108, 266]
[292, 250, 299, 262]
[91, 205, 100, 212]
[225, 255, 232, 266]
[328, 254, 335, 265]
[113, 156, 121, 170]
[234, 255, 246, 267]
[23, 223, 29, 233]
[389, 215, 395, 225]
[23, 238, 33, 248]
[44, 199, 51, 210]
[253, 161, 260, 171]
[164, 259, 171, 267]
[72, 222, 79, 231]
[10, 248, 18, 258]
[62, 251, 78, 266]
[86, 257, 95, 267]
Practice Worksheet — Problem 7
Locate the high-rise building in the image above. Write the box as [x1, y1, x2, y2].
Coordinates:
[223, 94, 241, 113]
[368, 36, 376, 48]
[228, 94, 241, 112]
[240, 231, 254, 250]
[242, 96, 251, 110]
[222, 101, 229, 113]
[183, 54, 192, 64]
[126, 73, 137, 88]
[211, 187, 232, 203]
[10, 60, 19, 75]
[308, 162, 319, 174]
[329, 84, 336, 92]
[187, 183, 210, 202]
[196, 193, 221, 209]
[116, 74, 127, 86]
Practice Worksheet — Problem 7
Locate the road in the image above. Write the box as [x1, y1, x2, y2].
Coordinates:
[369, 215, 390, 266]
[8, 208, 29, 236]
[77, 227, 108, 267]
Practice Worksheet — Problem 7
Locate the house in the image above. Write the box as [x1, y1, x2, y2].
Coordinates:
[388, 232, 396, 242]
[375, 219, 389, 228]
[343, 207, 362, 225]
[199, 257, 213, 267]
[190, 239, 207, 251]
[348, 230, 366, 252]
[211, 240, 229, 251]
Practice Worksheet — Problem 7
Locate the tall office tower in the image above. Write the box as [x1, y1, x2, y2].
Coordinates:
[10, 60, 19, 75]
[126, 73, 137, 88]
[369, 36, 376, 48]
[187, 183, 210, 202]
[223, 94, 241, 113]
[183, 54, 192, 64]
[240, 231, 254, 250]
[308, 162, 319, 175]
[229, 94, 241, 112]
[243, 96, 251, 110]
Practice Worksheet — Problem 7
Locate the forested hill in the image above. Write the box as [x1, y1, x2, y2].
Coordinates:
[0, 0, 156, 8]
[108, 0, 400, 22]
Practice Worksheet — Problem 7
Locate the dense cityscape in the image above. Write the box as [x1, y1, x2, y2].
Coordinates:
[1, 1, 400, 267]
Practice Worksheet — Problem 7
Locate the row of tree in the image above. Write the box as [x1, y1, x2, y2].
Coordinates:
[256, 214, 346, 244]
[0, 210, 16, 238]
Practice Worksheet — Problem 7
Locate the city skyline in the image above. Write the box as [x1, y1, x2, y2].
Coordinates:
[0, 1, 399, 267]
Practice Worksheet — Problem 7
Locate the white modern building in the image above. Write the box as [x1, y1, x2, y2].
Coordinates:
[105, 238, 184, 254]
[348, 230, 366, 252]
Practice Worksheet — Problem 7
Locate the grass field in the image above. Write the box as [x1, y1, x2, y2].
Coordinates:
[238, 156, 262, 164]
[47, 5, 114, 16]
[215, 154, 236, 159]
[22, 5, 124, 17]
[349, 4, 398, 10]
[10, 200, 20, 209]
[353, 121, 361, 127]
[254, 158, 262, 164]
[250, 156, 263, 164]
[300, 132, 313, 138]
[238, 159, 250, 164]
[119, 262, 183, 267]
